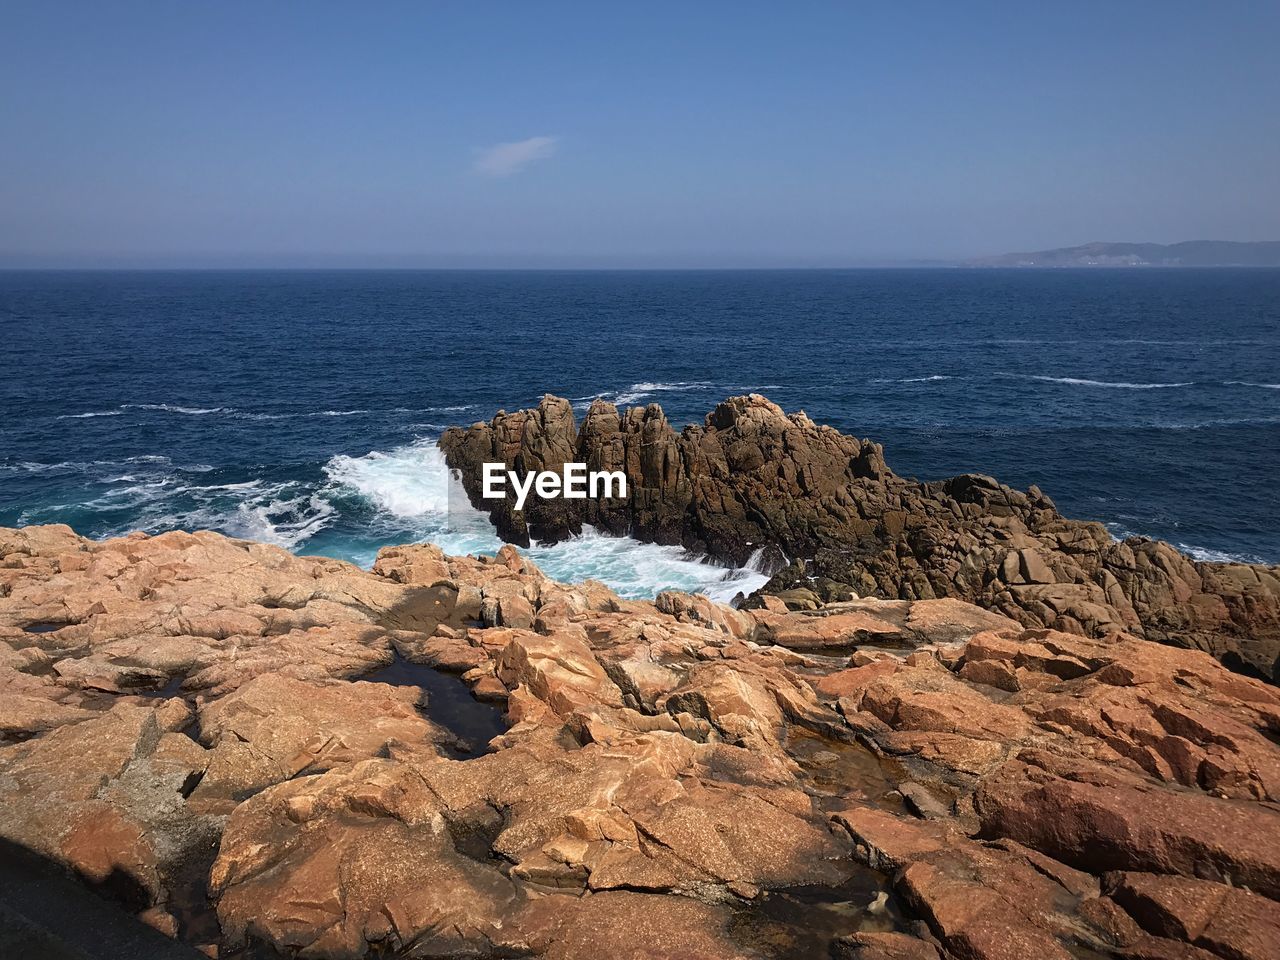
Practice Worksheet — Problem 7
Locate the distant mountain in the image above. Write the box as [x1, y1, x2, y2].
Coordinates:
[967, 240, 1280, 268]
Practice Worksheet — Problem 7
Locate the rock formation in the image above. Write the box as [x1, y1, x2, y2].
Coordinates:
[441, 394, 1280, 681]
[2, 523, 1278, 959]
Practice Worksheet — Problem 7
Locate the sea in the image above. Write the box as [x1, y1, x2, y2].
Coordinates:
[2, 269, 1277, 601]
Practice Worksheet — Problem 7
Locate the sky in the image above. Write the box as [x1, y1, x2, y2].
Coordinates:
[2, 1, 1278, 268]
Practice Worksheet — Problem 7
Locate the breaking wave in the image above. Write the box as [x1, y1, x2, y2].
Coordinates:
[1104, 522, 1268, 566]
[322, 440, 769, 600]
[124, 403, 233, 414]
[1016, 376, 1193, 389]
[49, 403, 476, 423]
[611, 381, 713, 404]
[54, 410, 125, 420]
[7, 439, 769, 599]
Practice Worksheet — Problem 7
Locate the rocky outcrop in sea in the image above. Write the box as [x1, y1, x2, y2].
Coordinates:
[441, 394, 1280, 682]
[1, 524, 1278, 959]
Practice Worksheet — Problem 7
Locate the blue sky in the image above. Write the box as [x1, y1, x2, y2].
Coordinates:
[2, 1, 1278, 267]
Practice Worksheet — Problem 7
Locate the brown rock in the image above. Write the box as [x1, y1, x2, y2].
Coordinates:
[211, 760, 518, 958]
[1106, 872, 1280, 960]
[976, 753, 1280, 899]
[4, 522, 1279, 960]
[833, 931, 941, 960]
[194, 674, 453, 802]
[511, 890, 749, 960]
[440, 395, 1280, 680]
[495, 628, 624, 715]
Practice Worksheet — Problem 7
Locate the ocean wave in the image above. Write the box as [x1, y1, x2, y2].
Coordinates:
[581, 381, 715, 405]
[220, 493, 338, 549]
[1105, 522, 1268, 565]
[1015, 375, 1193, 389]
[525, 528, 770, 603]
[51, 403, 476, 423]
[321, 439, 769, 599]
[55, 410, 125, 420]
[872, 375, 960, 384]
[857, 338, 1274, 347]
[404, 423, 452, 433]
[871, 375, 1280, 391]
[324, 441, 456, 517]
[0, 455, 189, 476]
[1154, 416, 1280, 430]
[1174, 542, 1269, 565]
[19, 473, 338, 551]
[124, 403, 233, 415]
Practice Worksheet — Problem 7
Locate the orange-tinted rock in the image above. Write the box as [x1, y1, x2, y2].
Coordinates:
[976, 752, 1280, 899]
[1106, 871, 1280, 960]
[211, 760, 517, 957]
[4, 523, 1279, 960]
[511, 890, 748, 960]
[814, 660, 903, 699]
[193, 673, 454, 803]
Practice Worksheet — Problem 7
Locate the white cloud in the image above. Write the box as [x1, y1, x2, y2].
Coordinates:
[471, 136, 558, 177]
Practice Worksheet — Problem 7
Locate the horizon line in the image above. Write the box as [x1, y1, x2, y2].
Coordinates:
[5, 264, 1280, 273]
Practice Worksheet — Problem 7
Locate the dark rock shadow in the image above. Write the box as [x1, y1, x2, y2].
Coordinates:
[0, 837, 204, 959]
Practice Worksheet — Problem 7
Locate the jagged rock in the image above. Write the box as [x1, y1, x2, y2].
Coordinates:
[2, 524, 1278, 960]
[0, 699, 213, 914]
[1105, 872, 1280, 960]
[441, 395, 1280, 680]
[191, 673, 459, 808]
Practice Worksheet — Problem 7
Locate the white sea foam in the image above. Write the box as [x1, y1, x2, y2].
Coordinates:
[125, 403, 233, 415]
[11, 460, 339, 552]
[55, 410, 125, 419]
[53, 403, 478, 423]
[602, 381, 714, 404]
[525, 528, 770, 603]
[0, 455, 192, 476]
[872, 375, 958, 383]
[322, 440, 769, 600]
[1174, 543, 1268, 565]
[18, 421, 1270, 598]
[221, 493, 338, 549]
[161, 480, 336, 550]
[1154, 415, 1280, 430]
[1105, 523, 1266, 566]
[878, 375, 1280, 391]
[324, 441, 455, 517]
[1018, 376, 1192, 389]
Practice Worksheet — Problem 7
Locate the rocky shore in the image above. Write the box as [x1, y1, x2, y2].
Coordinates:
[441, 394, 1280, 682]
[2, 524, 1278, 959]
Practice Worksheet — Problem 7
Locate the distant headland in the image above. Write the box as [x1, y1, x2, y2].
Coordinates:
[966, 239, 1280, 268]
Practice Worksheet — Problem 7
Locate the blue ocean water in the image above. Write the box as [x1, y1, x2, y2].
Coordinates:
[2, 269, 1277, 597]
